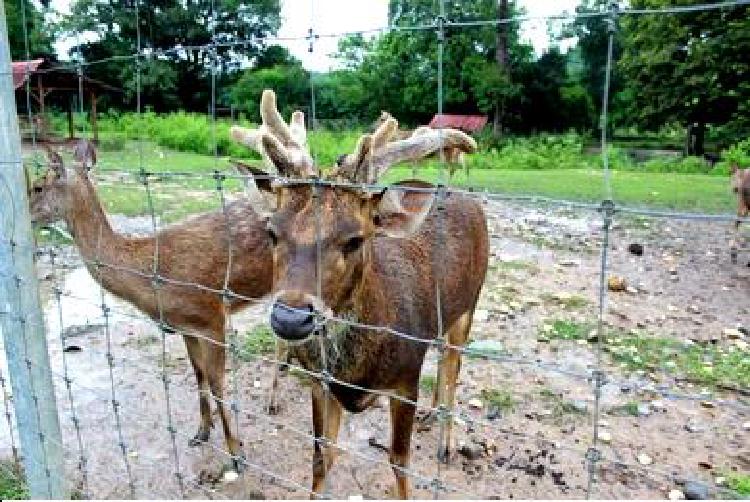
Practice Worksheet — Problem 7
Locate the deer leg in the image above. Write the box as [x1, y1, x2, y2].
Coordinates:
[310, 382, 343, 499]
[205, 342, 244, 472]
[183, 335, 212, 446]
[435, 311, 472, 463]
[266, 340, 288, 415]
[389, 387, 418, 500]
[732, 203, 747, 264]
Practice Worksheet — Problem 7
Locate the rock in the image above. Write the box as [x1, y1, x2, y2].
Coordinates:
[637, 453, 653, 465]
[474, 309, 490, 322]
[599, 431, 612, 443]
[608, 276, 627, 292]
[568, 400, 588, 413]
[559, 259, 580, 267]
[650, 400, 667, 412]
[459, 443, 484, 460]
[687, 305, 701, 315]
[735, 339, 748, 350]
[723, 328, 744, 340]
[683, 481, 709, 500]
[637, 403, 651, 417]
[715, 477, 726, 486]
[699, 401, 715, 409]
[684, 422, 705, 433]
[626, 286, 639, 294]
[468, 398, 484, 409]
[742, 421, 750, 431]
[223, 470, 239, 482]
[628, 243, 644, 256]
[669, 489, 686, 500]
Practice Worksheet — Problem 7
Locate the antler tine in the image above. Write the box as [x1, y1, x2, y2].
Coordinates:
[368, 128, 477, 182]
[332, 116, 397, 183]
[230, 89, 315, 177]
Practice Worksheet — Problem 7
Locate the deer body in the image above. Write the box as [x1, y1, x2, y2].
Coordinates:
[30, 143, 277, 468]
[730, 162, 750, 263]
[232, 90, 488, 498]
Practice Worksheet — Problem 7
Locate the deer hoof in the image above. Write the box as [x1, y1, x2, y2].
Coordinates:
[188, 429, 210, 447]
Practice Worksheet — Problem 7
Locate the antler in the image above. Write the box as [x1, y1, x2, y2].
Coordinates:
[230, 90, 315, 177]
[336, 122, 477, 184]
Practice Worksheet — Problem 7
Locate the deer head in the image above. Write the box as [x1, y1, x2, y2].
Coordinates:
[29, 141, 96, 225]
[232, 90, 477, 342]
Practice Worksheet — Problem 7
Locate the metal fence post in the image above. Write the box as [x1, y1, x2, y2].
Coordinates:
[0, 2, 65, 498]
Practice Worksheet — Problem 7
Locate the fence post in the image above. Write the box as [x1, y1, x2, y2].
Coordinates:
[0, 3, 65, 498]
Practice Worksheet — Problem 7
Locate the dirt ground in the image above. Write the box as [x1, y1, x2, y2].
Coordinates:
[2, 198, 749, 499]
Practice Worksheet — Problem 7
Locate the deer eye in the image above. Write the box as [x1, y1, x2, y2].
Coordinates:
[343, 236, 364, 254]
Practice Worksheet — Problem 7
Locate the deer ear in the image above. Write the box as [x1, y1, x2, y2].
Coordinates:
[371, 183, 434, 238]
[235, 163, 276, 219]
[43, 147, 65, 178]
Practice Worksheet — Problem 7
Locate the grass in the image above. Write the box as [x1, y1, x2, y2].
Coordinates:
[609, 401, 641, 417]
[539, 318, 750, 389]
[725, 472, 750, 497]
[480, 388, 515, 413]
[540, 292, 589, 310]
[239, 325, 277, 361]
[0, 462, 27, 500]
[537, 388, 588, 417]
[420, 375, 436, 393]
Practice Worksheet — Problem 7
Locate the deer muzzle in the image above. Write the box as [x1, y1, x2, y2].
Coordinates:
[270, 301, 316, 341]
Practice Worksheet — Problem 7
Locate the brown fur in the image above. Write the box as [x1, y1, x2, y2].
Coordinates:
[233, 91, 487, 498]
[730, 162, 750, 263]
[28, 142, 279, 466]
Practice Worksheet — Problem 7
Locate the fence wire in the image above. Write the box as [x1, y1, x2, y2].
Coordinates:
[2, 0, 750, 499]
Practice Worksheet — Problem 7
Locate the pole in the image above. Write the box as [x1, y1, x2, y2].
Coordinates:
[0, 1, 65, 498]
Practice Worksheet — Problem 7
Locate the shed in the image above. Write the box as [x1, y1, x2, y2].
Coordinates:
[429, 114, 488, 133]
[13, 58, 121, 142]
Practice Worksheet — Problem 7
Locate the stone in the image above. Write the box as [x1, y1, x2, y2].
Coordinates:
[468, 398, 484, 409]
[626, 286, 639, 294]
[742, 421, 750, 431]
[223, 471, 239, 482]
[683, 481, 709, 500]
[669, 489, 686, 500]
[684, 422, 705, 433]
[459, 443, 484, 461]
[559, 259, 580, 267]
[735, 339, 748, 350]
[637, 453, 653, 465]
[628, 243, 644, 256]
[569, 400, 588, 413]
[608, 276, 627, 292]
[474, 309, 490, 322]
[599, 431, 612, 443]
[723, 328, 743, 340]
[650, 400, 667, 412]
[687, 305, 701, 315]
[699, 401, 715, 409]
[637, 403, 651, 417]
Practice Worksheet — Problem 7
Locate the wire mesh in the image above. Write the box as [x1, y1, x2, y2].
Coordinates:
[1, 0, 750, 499]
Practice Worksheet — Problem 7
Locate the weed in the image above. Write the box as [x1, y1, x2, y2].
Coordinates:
[725, 472, 750, 496]
[539, 319, 593, 341]
[240, 325, 277, 361]
[609, 401, 641, 417]
[481, 389, 515, 413]
[0, 461, 27, 500]
[541, 292, 589, 309]
[420, 375, 436, 393]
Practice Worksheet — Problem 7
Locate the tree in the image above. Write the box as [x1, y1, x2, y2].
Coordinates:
[63, 0, 281, 111]
[5, 0, 54, 60]
[619, 0, 750, 154]
[231, 63, 309, 120]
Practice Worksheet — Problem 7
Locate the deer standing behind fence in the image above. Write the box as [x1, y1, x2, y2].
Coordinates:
[231, 90, 489, 498]
[28, 140, 287, 472]
[730, 161, 749, 264]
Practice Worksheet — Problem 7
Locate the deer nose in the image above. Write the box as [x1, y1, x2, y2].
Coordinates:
[270, 301, 315, 341]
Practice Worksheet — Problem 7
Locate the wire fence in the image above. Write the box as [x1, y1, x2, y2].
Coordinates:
[1, 0, 750, 499]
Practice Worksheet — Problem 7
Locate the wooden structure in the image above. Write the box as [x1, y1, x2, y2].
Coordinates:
[13, 58, 120, 142]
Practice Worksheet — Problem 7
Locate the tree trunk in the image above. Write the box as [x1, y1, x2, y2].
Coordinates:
[493, 0, 509, 136]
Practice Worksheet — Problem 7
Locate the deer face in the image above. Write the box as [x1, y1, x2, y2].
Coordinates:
[29, 152, 68, 226]
[230, 89, 476, 342]
[731, 163, 746, 194]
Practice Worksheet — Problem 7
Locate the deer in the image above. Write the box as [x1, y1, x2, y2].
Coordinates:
[29, 139, 288, 472]
[230, 90, 489, 498]
[730, 161, 750, 264]
[366, 111, 469, 177]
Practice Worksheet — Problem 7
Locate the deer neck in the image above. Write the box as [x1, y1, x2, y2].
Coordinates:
[64, 174, 140, 279]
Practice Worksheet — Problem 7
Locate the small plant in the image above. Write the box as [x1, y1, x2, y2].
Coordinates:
[0, 461, 28, 500]
[541, 292, 589, 310]
[725, 472, 750, 497]
[420, 375, 436, 393]
[609, 401, 640, 417]
[539, 319, 593, 341]
[239, 325, 277, 361]
[481, 388, 515, 413]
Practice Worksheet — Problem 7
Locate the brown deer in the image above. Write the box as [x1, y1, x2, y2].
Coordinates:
[730, 161, 750, 263]
[367, 111, 468, 176]
[29, 140, 285, 471]
[231, 90, 488, 498]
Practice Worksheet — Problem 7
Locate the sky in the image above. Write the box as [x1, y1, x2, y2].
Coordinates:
[51, 0, 581, 69]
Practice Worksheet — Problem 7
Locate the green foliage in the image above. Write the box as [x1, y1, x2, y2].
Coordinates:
[231, 64, 310, 120]
[480, 389, 515, 413]
[240, 325, 277, 360]
[0, 462, 27, 500]
[419, 375, 436, 393]
[725, 473, 750, 497]
[5, 0, 54, 59]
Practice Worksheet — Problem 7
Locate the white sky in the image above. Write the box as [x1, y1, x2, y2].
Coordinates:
[51, 0, 580, 69]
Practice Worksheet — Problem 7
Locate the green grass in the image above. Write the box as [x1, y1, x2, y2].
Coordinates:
[419, 375, 436, 393]
[239, 325, 277, 361]
[725, 472, 750, 496]
[540, 292, 589, 310]
[540, 319, 750, 389]
[609, 401, 641, 417]
[0, 462, 27, 500]
[480, 389, 515, 413]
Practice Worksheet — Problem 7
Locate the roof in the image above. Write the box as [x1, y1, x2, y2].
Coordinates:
[429, 114, 488, 133]
[12, 58, 121, 93]
[12, 59, 44, 89]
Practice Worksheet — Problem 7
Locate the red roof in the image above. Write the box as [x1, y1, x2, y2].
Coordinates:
[429, 114, 488, 133]
[12, 59, 44, 89]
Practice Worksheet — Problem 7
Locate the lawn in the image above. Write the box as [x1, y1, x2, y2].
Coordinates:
[28, 139, 738, 220]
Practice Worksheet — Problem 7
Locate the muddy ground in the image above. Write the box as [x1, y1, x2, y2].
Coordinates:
[1, 198, 748, 499]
